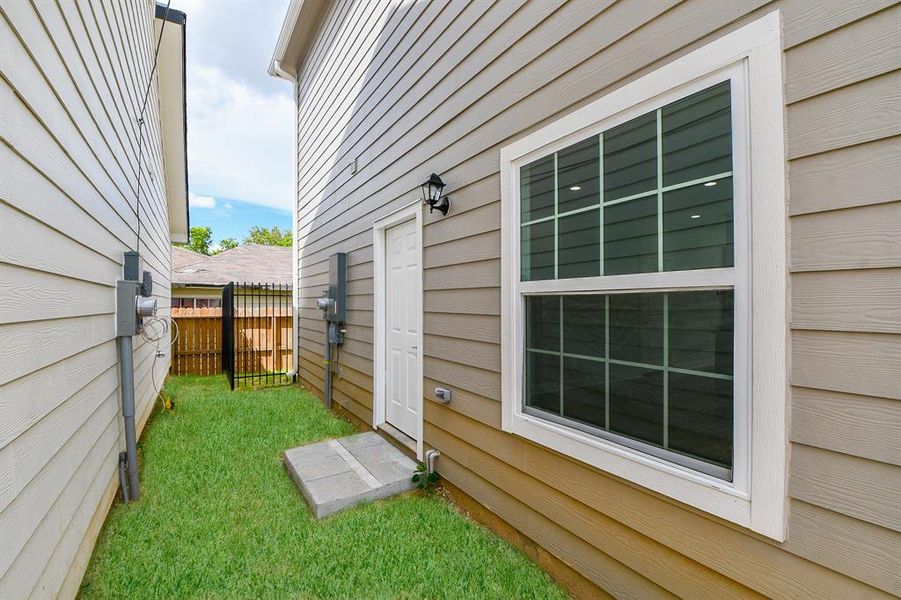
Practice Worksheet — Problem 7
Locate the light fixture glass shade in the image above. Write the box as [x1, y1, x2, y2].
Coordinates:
[422, 173, 445, 205]
[422, 173, 450, 215]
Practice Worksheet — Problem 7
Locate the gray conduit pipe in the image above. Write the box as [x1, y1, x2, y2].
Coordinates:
[118, 452, 129, 503]
[324, 322, 336, 409]
[118, 335, 141, 501]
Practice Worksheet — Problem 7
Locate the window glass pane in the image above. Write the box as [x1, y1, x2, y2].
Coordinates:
[526, 295, 559, 351]
[558, 210, 599, 279]
[663, 178, 733, 271]
[662, 80, 732, 186]
[669, 290, 733, 375]
[604, 196, 657, 275]
[668, 373, 732, 467]
[526, 351, 559, 413]
[521, 155, 555, 222]
[558, 137, 599, 214]
[521, 220, 555, 281]
[609, 364, 663, 447]
[209, 298, 222, 308]
[563, 357, 605, 429]
[515, 81, 739, 476]
[609, 293, 663, 365]
[604, 112, 657, 201]
[522, 291, 734, 475]
[562, 295, 604, 357]
[520, 81, 735, 284]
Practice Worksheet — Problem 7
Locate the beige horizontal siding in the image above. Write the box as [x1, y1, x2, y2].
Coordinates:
[792, 269, 901, 333]
[789, 136, 901, 215]
[0, 0, 172, 597]
[294, 0, 901, 597]
[784, 5, 900, 103]
[790, 201, 901, 271]
[791, 387, 901, 466]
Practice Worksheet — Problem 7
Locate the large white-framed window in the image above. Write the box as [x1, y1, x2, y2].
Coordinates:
[500, 12, 787, 540]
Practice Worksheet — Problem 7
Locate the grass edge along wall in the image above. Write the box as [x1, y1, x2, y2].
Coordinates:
[277, 1, 901, 597]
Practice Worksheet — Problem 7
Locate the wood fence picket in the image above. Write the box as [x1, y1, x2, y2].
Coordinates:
[169, 306, 293, 376]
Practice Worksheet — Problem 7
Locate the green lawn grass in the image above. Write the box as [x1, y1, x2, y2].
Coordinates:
[79, 375, 566, 599]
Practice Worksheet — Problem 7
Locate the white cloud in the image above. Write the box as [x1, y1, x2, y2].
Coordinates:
[186, 65, 293, 210]
[172, 0, 290, 94]
[169, 0, 294, 212]
[188, 192, 217, 208]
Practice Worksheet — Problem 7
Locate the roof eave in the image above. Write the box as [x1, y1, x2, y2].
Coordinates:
[268, 0, 330, 81]
[155, 4, 190, 244]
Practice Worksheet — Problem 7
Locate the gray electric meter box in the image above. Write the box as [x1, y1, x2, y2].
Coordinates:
[327, 252, 347, 323]
[116, 250, 157, 336]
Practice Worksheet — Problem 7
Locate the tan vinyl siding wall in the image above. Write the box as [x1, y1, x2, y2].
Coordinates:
[0, 0, 172, 597]
[293, 1, 901, 597]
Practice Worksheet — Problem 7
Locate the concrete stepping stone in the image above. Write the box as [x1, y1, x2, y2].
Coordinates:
[284, 432, 418, 519]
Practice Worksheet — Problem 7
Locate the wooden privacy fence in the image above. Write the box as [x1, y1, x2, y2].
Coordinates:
[170, 306, 294, 376]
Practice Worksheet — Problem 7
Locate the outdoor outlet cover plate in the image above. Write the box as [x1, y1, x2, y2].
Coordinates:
[434, 387, 452, 403]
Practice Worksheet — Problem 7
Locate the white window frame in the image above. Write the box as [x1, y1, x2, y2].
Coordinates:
[500, 11, 787, 540]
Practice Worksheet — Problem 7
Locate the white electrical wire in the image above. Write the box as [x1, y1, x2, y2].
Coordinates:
[141, 315, 172, 343]
[142, 315, 179, 404]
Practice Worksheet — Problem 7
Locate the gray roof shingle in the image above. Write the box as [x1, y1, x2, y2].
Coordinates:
[171, 246, 210, 270]
[171, 244, 292, 287]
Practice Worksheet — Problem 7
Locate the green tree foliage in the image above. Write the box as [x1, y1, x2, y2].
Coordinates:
[244, 225, 292, 247]
[177, 225, 214, 255]
[176, 227, 241, 255]
[217, 238, 239, 253]
[177, 225, 291, 255]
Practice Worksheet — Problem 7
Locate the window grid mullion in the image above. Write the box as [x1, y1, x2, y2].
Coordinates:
[656, 110, 667, 450]
[656, 108, 664, 273]
[558, 297, 564, 417]
[663, 292, 669, 449]
[526, 345, 733, 381]
[521, 170, 732, 227]
[599, 133, 604, 277]
[604, 295, 610, 429]
[553, 152, 559, 280]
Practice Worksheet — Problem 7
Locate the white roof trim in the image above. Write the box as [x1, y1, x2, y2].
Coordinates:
[268, 0, 329, 81]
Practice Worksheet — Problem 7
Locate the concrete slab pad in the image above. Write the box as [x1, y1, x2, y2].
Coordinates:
[284, 432, 418, 519]
[338, 432, 386, 452]
[289, 453, 352, 482]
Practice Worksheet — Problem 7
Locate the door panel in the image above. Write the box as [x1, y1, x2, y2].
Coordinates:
[384, 219, 421, 438]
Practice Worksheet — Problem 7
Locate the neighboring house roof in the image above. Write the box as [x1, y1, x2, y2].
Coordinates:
[171, 246, 209, 271]
[171, 244, 293, 287]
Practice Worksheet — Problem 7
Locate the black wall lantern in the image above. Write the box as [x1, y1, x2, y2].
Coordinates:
[421, 173, 450, 215]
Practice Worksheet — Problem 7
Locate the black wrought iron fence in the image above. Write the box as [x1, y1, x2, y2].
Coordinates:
[221, 282, 294, 389]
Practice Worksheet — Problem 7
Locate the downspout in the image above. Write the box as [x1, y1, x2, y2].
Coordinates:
[117, 335, 141, 501]
[290, 75, 299, 381]
[273, 61, 300, 381]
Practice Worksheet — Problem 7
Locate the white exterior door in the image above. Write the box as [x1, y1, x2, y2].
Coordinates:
[384, 218, 421, 438]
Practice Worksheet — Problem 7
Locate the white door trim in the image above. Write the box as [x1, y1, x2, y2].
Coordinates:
[373, 200, 424, 459]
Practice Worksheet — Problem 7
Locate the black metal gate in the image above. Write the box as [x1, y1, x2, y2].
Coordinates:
[221, 282, 294, 389]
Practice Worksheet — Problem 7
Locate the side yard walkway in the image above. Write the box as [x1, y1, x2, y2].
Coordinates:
[80, 376, 565, 599]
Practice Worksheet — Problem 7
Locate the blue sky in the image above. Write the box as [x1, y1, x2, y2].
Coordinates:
[188, 195, 291, 242]
[168, 0, 293, 246]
